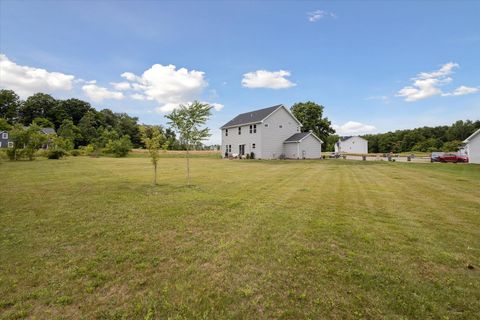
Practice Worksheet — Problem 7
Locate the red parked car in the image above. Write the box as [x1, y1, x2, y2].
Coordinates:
[437, 153, 469, 163]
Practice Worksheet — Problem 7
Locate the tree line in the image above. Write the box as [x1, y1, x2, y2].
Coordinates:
[0, 89, 194, 154]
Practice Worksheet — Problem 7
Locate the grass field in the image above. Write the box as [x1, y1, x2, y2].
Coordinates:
[1, 156, 479, 319]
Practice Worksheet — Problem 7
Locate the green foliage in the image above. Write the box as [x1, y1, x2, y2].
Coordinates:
[325, 134, 339, 152]
[0, 89, 21, 123]
[47, 149, 67, 159]
[70, 149, 81, 156]
[105, 135, 133, 157]
[442, 140, 464, 152]
[19, 93, 57, 126]
[140, 125, 164, 185]
[364, 120, 480, 153]
[290, 101, 335, 149]
[0, 118, 12, 131]
[165, 101, 212, 185]
[32, 117, 54, 128]
[7, 124, 48, 160]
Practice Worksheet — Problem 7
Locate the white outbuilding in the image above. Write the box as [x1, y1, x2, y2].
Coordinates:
[334, 136, 368, 154]
[463, 128, 480, 164]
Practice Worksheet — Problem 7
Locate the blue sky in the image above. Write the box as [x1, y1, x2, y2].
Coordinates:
[1, 0, 479, 143]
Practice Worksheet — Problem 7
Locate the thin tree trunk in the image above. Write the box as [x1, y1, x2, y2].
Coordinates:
[186, 144, 190, 186]
[154, 162, 157, 185]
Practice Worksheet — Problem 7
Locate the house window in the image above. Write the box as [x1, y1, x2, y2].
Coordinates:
[249, 125, 252, 133]
[279, 125, 283, 128]
[238, 127, 241, 135]
[225, 129, 228, 136]
[228, 145, 232, 152]
[264, 124, 269, 127]
[253, 124, 256, 133]
[8, 142, 13, 148]
[252, 143, 256, 149]
[1, 132, 7, 139]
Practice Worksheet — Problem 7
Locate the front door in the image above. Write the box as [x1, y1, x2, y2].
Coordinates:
[239, 144, 245, 156]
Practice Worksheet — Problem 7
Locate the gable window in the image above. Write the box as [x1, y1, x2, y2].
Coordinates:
[264, 124, 269, 127]
[252, 143, 256, 149]
[225, 129, 228, 136]
[238, 127, 241, 135]
[279, 124, 283, 128]
[1, 132, 7, 139]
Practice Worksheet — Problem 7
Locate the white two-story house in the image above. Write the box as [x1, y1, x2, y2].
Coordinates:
[221, 104, 323, 159]
[334, 136, 368, 154]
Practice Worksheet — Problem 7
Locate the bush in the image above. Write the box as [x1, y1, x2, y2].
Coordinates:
[246, 153, 250, 159]
[250, 152, 255, 159]
[70, 149, 81, 156]
[47, 149, 67, 159]
[105, 136, 133, 157]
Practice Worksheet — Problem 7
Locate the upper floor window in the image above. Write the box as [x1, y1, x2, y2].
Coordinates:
[252, 143, 256, 149]
[297, 127, 300, 132]
[249, 124, 257, 134]
[279, 125, 283, 128]
[238, 127, 241, 135]
[225, 129, 228, 136]
[264, 124, 269, 127]
[1, 132, 7, 139]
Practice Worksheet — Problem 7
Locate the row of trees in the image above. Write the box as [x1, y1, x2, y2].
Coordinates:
[362, 120, 480, 153]
[0, 89, 185, 151]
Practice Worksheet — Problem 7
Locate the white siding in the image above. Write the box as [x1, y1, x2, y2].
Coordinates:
[221, 124, 261, 158]
[260, 107, 301, 159]
[335, 136, 368, 154]
[284, 143, 300, 159]
[298, 135, 322, 158]
[466, 134, 480, 164]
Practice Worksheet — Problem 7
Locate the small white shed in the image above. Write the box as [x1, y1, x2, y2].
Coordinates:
[283, 132, 323, 159]
[464, 128, 480, 164]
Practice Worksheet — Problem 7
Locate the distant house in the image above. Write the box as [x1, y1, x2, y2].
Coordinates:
[221, 104, 323, 159]
[0, 127, 55, 149]
[0, 130, 13, 149]
[334, 136, 368, 154]
[463, 128, 480, 164]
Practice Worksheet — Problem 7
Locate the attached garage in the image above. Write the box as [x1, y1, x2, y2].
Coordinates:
[283, 132, 323, 159]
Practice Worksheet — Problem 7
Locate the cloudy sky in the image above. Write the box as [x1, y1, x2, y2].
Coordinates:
[1, 1, 479, 144]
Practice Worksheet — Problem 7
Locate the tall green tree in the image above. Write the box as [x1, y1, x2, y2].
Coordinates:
[165, 101, 212, 186]
[290, 101, 335, 149]
[19, 93, 57, 125]
[0, 89, 21, 123]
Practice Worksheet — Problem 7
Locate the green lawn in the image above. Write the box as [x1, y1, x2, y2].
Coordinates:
[1, 157, 479, 319]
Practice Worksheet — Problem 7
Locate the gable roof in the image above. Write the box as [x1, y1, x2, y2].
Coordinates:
[464, 128, 480, 143]
[338, 136, 367, 142]
[284, 131, 323, 143]
[221, 104, 302, 129]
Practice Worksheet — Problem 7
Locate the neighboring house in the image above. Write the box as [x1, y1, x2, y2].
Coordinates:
[0, 130, 13, 148]
[221, 104, 323, 159]
[463, 128, 480, 164]
[0, 127, 56, 149]
[334, 136, 368, 154]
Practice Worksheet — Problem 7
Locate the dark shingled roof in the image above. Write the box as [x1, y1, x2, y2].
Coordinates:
[339, 136, 353, 141]
[284, 132, 311, 143]
[221, 105, 283, 129]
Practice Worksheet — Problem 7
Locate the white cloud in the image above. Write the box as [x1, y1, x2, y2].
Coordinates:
[333, 121, 376, 135]
[442, 85, 480, 96]
[120, 63, 216, 112]
[82, 83, 124, 102]
[210, 103, 224, 111]
[0, 53, 75, 98]
[395, 62, 479, 102]
[110, 81, 131, 91]
[242, 70, 296, 89]
[307, 10, 337, 22]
